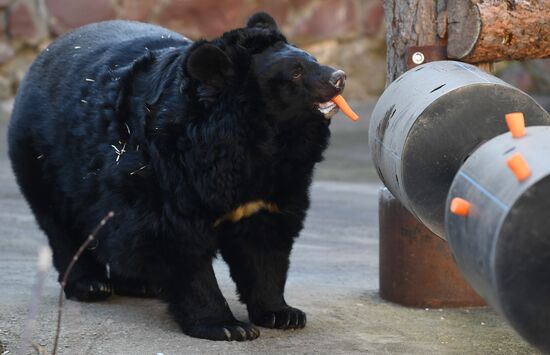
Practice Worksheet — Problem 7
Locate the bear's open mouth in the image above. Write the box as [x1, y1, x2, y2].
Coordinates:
[316, 101, 339, 119]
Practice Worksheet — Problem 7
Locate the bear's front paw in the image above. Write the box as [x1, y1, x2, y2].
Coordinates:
[64, 278, 112, 302]
[250, 306, 306, 329]
[186, 320, 260, 341]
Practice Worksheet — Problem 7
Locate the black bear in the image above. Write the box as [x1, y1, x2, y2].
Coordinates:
[8, 12, 347, 341]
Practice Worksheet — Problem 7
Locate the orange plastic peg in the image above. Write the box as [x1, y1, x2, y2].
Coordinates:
[505, 112, 526, 138]
[450, 197, 471, 217]
[507, 153, 531, 181]
[331, 95, 359, 121]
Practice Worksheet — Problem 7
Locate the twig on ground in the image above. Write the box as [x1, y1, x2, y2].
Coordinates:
[51, 211, 114, 355]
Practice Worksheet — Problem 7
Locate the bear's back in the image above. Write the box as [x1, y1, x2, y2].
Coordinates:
[9, 20, 192, 171]
[51, 20, 186, 48]
[24, 20, 190, 90]
[10, 21, 191, 142]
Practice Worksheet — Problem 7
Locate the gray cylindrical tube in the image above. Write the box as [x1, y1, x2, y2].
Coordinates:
[369, 60, 550, 237]
[446, 126, 550, 353]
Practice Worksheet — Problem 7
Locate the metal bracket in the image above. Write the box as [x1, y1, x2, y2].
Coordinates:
[406, 45, 447, 69]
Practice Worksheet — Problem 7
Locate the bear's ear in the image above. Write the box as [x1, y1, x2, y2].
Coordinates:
[186, 44, 234, 87]
[246, 12, 278, 30]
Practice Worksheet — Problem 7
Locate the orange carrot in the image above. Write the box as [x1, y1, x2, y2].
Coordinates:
[331, 95, 359, 121]
[505, 112, 526, 138]
[507, 153, 531, 181]
[450, 197, 471, 217]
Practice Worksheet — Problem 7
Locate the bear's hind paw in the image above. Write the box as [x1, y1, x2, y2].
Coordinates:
[64, 278, 112, 302]
[186, 321, 260, 341]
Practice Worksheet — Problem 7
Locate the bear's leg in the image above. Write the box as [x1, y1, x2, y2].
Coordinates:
[39, 216, 112, 301]
[219, 213, 307, 330]
[9, 138, 111, 302]
[29, 212, 112, 301]
[163, 255, 260, 341]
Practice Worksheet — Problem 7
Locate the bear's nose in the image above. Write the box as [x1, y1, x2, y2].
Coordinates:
[330, 70, 346, 92]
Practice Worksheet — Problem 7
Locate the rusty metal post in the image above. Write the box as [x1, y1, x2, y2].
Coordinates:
[379, 187, 485, 308]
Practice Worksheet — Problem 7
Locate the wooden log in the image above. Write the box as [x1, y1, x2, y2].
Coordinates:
[448, 0, 550, 63]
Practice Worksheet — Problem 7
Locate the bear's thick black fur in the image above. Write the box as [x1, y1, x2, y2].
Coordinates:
[8, 13, 346, 341]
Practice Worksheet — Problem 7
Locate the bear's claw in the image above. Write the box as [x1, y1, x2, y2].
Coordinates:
[186, 321, 260, 341]
[64, 278, 112, 302]
[251, 306, 306, 329]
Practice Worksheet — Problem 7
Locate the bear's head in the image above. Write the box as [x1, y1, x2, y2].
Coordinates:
[185, 12, 346, 122]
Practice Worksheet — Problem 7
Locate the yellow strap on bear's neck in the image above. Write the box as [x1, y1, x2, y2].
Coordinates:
[214, 200, 280, 227]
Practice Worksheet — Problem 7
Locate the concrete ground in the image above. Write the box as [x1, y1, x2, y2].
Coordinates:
[0, 102, 540, 355]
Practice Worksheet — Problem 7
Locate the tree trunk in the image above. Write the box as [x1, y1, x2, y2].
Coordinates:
[384, 0, 447, 84]
[448, 0, 550, 63]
